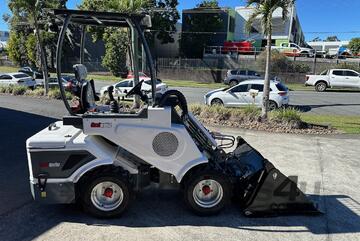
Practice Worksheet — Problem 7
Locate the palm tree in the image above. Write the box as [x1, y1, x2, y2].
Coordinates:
[8, 0, 54, 95]
[245, 0, 295, 120]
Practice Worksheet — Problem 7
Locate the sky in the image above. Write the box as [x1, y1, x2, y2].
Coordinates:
[0, 0, 359, 41]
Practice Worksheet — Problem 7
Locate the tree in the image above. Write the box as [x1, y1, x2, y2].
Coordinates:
[311, 37, 321, 42]
[180, 0, 224, 58]
[80, 0, 180, 70]
[7, 31, 27, 65]
[245, 0, 294, 120]
[7, 0, 67, 95]
[348, 38, 360, 55]
[147, 0, 180, 45]
[325, 35, 340, 42]
[102, 29, 130, 77]
[197, 0, 219, 8]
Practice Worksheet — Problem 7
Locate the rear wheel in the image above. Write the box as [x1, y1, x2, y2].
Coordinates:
[183, 170, 230, 216]
[269, 100, 278, 111]
[315, 82, 327, 92]
[211, 98, 223, 106]
[81, 171, 131, 218]
[229, 80, 238, 87]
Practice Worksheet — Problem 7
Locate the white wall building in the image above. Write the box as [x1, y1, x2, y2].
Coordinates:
[234, 5, 305, 48]
[307, 41, 349, 52]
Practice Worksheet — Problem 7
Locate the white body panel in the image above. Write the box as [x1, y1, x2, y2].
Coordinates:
[305, 69, 360, 89]
[0, 72, 36, 88]
[27, 122, 142, 185]
[82, 107, 208, 181]
[205, 80, 289, 108]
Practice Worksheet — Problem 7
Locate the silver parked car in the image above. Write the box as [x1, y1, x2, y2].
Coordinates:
[223, 69, 261, 86]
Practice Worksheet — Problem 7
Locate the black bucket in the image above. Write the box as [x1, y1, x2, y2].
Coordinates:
[228, 137, 321, 217]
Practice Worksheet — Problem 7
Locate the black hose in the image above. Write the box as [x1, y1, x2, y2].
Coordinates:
[158, 90, 188, 114]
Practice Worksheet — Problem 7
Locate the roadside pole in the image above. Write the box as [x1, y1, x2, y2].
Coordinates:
[312, 50, 317, 74]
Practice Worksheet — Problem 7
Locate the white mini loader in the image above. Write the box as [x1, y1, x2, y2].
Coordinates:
[26, 9, 319, 218]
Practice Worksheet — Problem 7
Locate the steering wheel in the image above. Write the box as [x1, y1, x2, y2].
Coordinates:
[126, 79, 144, 98]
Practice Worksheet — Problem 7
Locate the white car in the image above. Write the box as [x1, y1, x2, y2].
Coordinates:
[0, 72, 36, 89]
[204, 80, 289, 110]
[100, 77, 168, 99]
[305, 69, 360, 92]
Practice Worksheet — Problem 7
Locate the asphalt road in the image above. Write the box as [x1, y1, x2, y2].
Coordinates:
[0, 95, 360, 241]
[94, 81, 360, 116]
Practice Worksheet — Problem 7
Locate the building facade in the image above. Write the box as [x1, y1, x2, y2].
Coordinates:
[234, 5, 305, 49]
[181, 7, 235, 57]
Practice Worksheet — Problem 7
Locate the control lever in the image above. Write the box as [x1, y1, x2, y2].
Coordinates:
[107, 86, 119, 113]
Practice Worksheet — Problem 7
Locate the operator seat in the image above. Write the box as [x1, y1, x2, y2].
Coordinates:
[73, 64, 88, 82]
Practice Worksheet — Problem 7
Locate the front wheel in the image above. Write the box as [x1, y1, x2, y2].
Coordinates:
[81, 174, 131, 218]
[229, 80, 238, 87]
[211, 98, 223, 106]
[183, 170, 230, 216]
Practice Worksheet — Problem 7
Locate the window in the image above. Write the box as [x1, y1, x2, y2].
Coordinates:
[230, 84, 248, 93]
[249, 84, 264, 92]
[332, 70, 343, 76]
[230, 70, 238, 75]
[344, 71, 359, 77]
[276, 83, 288, 91]
[239, 70, 246, 75]
[248, 70, 259, 76]
[116, 81, 129, 88]
[0, 75, 12, 80]
[320, 70, 328, 75]
[13, 74, 29, 78]
[144, 79, 162, 85]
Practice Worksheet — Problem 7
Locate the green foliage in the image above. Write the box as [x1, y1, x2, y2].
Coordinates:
[291, 62, 311, 73]
[325, 35, 340, 42]
[348, 38, 360, 55]
[180, 4, 224, 57]
[245, 0, 294, 35]
[257, 50, 311, 73]
[102, 29, 129, 77]
[336, 62, 360, 73]
[25, 87, 45, 97]
[270, 107, 301, 123]
[48, 88, 72, 100]
[25, 33, 37, 66]
[148, 0, 180, 44]
[11, 85, 28, 95]
[0, 84, 28, 95]
[197, 0, 219, 8]
[7, 31, 26, 65]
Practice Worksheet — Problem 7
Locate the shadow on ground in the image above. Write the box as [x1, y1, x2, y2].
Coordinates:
[0, 107, 359, 241]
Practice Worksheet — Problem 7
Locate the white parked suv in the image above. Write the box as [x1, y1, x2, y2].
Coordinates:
[0, 72, 36, 89]
[204, 79, 289, 110]
[305, 69, 360, 92]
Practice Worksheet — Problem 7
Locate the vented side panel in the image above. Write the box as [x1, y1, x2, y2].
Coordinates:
[152, 132, 178, 157]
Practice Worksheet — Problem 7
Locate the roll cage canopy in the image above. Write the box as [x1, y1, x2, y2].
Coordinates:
[50, 9, 152, 28]
[52, 9, 156, 116]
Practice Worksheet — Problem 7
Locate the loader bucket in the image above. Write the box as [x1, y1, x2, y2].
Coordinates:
[229, 137, 321, 217]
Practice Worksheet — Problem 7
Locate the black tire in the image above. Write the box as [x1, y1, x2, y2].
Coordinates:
[211, 98, 223, 106]
[315, 81, 327, 92]
[80, 170, 131, 218]
[268, 100, 278, 111]
[229, 80, 238, 87]
[183, 169, 231, 216]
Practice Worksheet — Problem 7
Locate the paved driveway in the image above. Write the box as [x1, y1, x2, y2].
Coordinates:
[0, 96, 359, 241]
